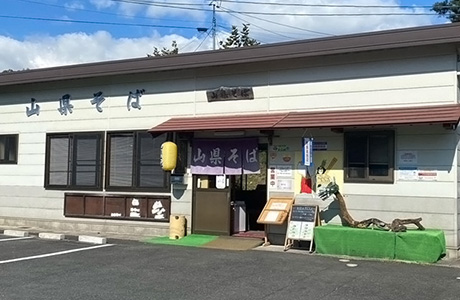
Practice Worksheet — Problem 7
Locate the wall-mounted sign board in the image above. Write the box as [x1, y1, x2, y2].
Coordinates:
[257, 197, 294, 225]
[64, 193, 171, 222]
[206, 86, 254, 102]
[284, 205, 320, 252]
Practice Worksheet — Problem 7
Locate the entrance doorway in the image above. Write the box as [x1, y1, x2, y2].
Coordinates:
[191, 147, 267, 237]
[192, 175, 231, 235]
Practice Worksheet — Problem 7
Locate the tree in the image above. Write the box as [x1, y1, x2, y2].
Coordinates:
[219, 24, 260, 49]
[2, 68, 29, 73]
[146, 23, 260, 57]
[147, 40, 179, 57]
[432, 0, 460, 22]
[240, 23, 260, 47]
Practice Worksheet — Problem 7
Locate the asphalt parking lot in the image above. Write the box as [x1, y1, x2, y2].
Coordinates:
[1, 233, 460, 300]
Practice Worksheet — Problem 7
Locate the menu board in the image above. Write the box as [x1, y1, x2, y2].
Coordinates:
[290, 205, 316, 223]
[285, 205, 319, 252]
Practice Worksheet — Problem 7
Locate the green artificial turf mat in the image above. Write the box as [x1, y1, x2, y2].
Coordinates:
[144, 234, 218, 247]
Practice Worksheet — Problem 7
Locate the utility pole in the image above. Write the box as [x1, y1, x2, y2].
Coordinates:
[210, 1, 218, 50]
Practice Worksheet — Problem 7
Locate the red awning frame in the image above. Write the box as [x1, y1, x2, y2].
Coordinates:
[148, 104, 460, 133]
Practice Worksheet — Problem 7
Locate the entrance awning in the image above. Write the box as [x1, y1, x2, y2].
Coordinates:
[275, 104, 460, 129]
[149, 113, 289, 132]
[148, 104, 460, 133]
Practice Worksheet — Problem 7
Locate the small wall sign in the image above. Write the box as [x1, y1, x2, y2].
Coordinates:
[206, 86, 254, 102]
[302, 137, 313, 166]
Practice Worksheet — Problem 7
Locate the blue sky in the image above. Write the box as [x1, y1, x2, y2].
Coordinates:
[0, 0, 449, 70]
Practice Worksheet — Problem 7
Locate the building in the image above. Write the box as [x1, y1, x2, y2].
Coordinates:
[1, 22, 460, 257]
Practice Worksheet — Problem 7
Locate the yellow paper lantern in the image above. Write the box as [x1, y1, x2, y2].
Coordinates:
[161, 141, 177, 171]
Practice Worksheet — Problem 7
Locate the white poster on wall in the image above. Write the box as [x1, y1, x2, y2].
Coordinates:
[268, 163, 295, 192]
[216, 175, 226, 189]
[275, 165, 293, 177]
[398, 168, 438, 181]
[269, 146, 294, 165]
[398, 167, 417, 181]
[417, 171, 438, 181]
[277, 179, 293, 191]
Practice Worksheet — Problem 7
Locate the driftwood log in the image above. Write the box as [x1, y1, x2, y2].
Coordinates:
[318, 182, 425, 232]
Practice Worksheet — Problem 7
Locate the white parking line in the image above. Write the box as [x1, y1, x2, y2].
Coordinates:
[0, 237, 33, 242]
[0, 244, 114, 264]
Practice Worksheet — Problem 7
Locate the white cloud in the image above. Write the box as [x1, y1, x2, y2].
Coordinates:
[0, 0, 446, 70]
[144, 0, 207, 21]
[0, 31, 203, 70]
[89, 0, 114, 10]
[117, 1, 144, 18]
[65, 1, 85, 10]
[216, 0, 441, 43]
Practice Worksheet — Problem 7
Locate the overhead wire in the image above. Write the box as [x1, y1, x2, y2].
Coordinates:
[215, 28, 233, 47]
[215, 26, 269, 45]
[4, 0, 455, 52]
[6, 0, 445, 27]
[110, 0, 207, 6]
[15, 0, 206, 25]
[193, 29, 213, 52]
[12, 0, 452, 18]
[0, 15, 203, 30]
[108, 0, 213, 13]
[12, 0, 332, 39]
[217, 8, 297, 41]
[103, 0, 443, 16]
[219, 0, 438, 9]
[218, 5, 333, 37]
[180, 28, 211, 52]
[112, 0, 454, 10]
[215, 9, 438, 17]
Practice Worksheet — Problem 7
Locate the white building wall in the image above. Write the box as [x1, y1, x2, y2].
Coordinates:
[270, 126, 459, 250]
[267, 54, 456, 111]
[352, 125, 458, 250]
[0, 46, 459, 248]
[456, 129, 460, 250]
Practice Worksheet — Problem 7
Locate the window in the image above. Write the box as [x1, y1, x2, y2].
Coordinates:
[45, 132, 103, 189]
[344, 131, 394, 183]
[106, 131, 168, 191]
[0, 134, 18, 164]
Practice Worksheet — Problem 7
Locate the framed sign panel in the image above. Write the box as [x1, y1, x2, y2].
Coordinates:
[284, 205, 320, 252]
[257, 197, 294, 225]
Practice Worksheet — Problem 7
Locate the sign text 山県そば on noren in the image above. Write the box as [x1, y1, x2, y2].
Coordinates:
[191, 138, 260, 175]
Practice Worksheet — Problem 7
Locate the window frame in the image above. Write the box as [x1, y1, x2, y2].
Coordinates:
[344, 130, 395, 184]
[44, 132, 104, 190]
[0, 134, 19, 164]
[105, 131, 169, 192]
